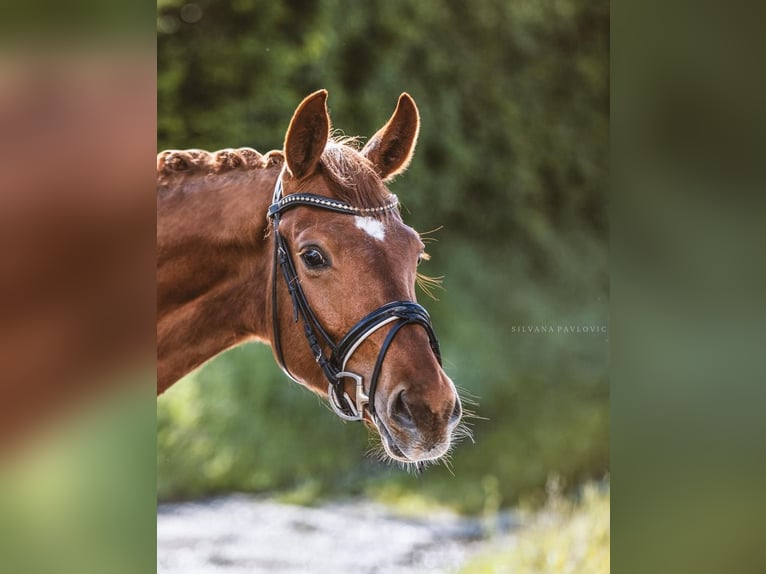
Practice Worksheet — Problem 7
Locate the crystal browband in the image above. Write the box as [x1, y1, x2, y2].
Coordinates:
[268, 181, 399, 220]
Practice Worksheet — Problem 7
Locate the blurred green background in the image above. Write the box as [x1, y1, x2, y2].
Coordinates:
[157, 0, 609, 513]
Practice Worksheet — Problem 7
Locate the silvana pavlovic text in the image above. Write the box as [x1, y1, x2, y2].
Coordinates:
[510, 325, 608, 335]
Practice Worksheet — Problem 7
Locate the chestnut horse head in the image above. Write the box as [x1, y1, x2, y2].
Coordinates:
[157, 90, 462, 464]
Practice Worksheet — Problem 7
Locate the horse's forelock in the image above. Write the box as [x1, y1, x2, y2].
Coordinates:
[316, 138, 397, 217]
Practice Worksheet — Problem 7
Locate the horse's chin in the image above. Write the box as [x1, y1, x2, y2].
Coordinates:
[368, 414, 449, 465]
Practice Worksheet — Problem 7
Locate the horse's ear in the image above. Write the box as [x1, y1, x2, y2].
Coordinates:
[284, 89, 330, 179]
[362, 93, 420, 182]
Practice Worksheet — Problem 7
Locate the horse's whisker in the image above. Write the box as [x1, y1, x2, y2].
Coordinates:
[418, 225, 444, 237]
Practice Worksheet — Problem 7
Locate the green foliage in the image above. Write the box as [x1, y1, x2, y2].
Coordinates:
[157, 345, 374, 500]
[460, 483, 610, 574]
[157, 0, 609, 511]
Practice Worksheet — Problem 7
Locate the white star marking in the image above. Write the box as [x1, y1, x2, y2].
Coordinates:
[354, 216, 386, 241]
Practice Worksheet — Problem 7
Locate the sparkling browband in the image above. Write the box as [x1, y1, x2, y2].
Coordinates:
[268, 190, 399, 219]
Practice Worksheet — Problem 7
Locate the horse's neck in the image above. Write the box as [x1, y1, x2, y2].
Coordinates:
[156, 167, 277, 393]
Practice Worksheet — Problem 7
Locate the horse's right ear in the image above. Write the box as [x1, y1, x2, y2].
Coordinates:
[283, 90, 330, 180]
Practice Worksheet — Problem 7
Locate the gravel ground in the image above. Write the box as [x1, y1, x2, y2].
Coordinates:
[158, 495, 519, 574]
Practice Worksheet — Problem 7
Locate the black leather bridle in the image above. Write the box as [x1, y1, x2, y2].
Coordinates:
[267, 170, 442, 422]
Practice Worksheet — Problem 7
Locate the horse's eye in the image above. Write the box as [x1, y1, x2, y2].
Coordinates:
[300, 247, 328, 269]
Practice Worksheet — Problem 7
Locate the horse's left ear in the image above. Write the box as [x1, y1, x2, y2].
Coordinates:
[362, 93, 420, 182]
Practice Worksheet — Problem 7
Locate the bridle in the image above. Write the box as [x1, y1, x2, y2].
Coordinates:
[267, 169, 442, 422]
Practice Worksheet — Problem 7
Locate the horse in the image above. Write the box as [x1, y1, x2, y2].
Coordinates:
[157, 90, 462, 463]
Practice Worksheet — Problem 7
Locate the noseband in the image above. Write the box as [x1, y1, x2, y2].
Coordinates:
[267, 172, 442, 422]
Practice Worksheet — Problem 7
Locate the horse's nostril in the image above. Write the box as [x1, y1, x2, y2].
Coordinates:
[390, 390, 415, 428]
[450, 398, 463, 424]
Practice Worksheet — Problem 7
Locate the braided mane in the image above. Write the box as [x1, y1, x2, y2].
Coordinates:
[157, 147, 268, 176]
[157, 137, 396, 215]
